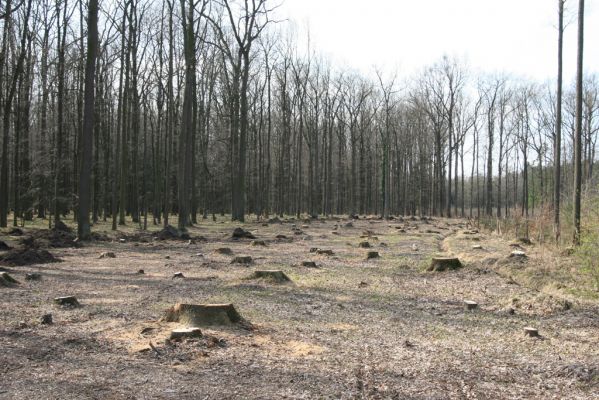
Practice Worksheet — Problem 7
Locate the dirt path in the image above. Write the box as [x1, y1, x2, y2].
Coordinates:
[1, 218, 598, 399]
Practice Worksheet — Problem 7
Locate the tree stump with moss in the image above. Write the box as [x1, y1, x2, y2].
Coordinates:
[250, 270, 291, 283]
[428, 257, 463, 272]
[163, 303, 245, 327]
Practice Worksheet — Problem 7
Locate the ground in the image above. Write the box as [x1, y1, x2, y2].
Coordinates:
[1, 216, 598, 399]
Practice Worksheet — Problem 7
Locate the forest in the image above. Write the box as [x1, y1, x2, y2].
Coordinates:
[1, 0, 598, 399]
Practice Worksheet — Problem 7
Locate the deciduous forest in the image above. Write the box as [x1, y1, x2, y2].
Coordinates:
[1, 1, 598, 399]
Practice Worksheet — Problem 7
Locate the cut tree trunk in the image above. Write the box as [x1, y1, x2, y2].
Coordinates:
[163, 303, 244, 326]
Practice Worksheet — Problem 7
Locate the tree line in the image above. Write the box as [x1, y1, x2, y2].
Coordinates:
[0, 0, 595, 243]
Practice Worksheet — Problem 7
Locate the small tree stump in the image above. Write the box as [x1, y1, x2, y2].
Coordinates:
[172, 272, 185, 279]
[301, 261, 318, 268]
[316, 249, 334, 256]
[359, 241, 371, 248]
[464, 300, 478, 310]
[232, 227, 255, 239]
[524, 327, 539, 337]
[99, 252, 116, 259]
[170, 327, 203, 341]
[250, 270, 291, 283]
[510, 250, 527, 258]
[215, 247, 233, 255]
[40, 313, 53, 325]
[54, 296, 80, 307]
[25, 273, 42, 281]
[163, 303, 245, 327]
[251, 240, 266, 247]
[428, 257, 463, 272]
[137, 269, 145, 274]
[0, 272, 19, 287]
[367, 251, 380, 259]
[231, 256, 253, 265]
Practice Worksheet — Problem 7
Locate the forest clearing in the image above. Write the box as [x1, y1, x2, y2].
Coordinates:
[1, 0, 599, 398]
[1, 216, 598, 399]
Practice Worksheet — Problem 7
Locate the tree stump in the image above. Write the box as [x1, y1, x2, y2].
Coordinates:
[301, 261, 318, 268]
[0, 272, 19, 287]
[464, 300, 478, 310]
[232, 227, 255, 239]
[170, 327, 203, 341]
[40, 313, 53, 325]
[367, 251, 380, 259]
[137, 269, 145, 274]
[163, 303, 245, 327]
[231, 256, 253, 265]
[524, 327, 539, 337]
[316, 249, 334, 256]
[251, 240, 266, 247]
[25, 273, 41, 281]
[359, 241, 371, 248]
[510, 250, 527, 258]
[54, 296, 80, 307]
[428, 257, 463, 272]
[215, 247, 233, 255]
[250, 270, 291, 283]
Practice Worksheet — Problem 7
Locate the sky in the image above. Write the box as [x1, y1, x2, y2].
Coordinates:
[275, 0, 599, 83]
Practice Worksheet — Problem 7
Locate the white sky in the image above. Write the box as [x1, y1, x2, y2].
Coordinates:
[276, 0, 599, 83]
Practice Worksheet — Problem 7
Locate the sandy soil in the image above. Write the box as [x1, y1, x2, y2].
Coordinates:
[1, 217, 598, 399]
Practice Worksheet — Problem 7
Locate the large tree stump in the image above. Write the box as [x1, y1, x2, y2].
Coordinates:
[163, 303, 244, 326]
[250, 270, 291, 283]
[428, 257, 463, 272]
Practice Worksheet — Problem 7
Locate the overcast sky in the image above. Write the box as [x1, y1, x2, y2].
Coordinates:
[276, 0, 598, 83]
